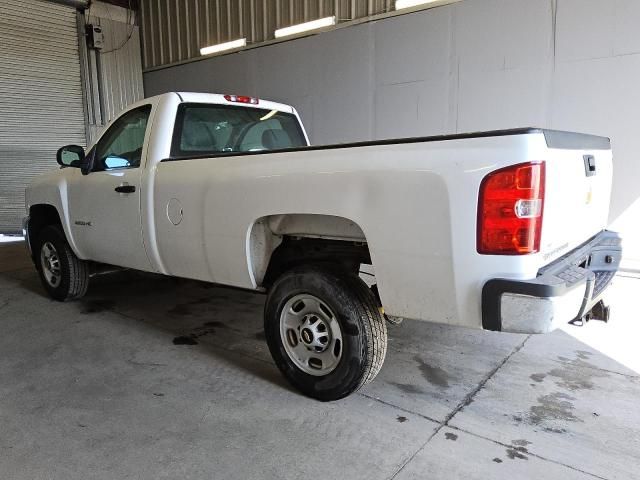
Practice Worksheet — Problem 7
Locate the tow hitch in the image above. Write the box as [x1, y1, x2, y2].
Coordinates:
[569, 300, 610, 327]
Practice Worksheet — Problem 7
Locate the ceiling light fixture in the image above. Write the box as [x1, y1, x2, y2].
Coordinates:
[274, 16, 336, 39]
[395, 0, 441, 10]
[200, 38, 247, 56]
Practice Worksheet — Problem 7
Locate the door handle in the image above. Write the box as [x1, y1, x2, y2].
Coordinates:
[115, 185, 136, 193]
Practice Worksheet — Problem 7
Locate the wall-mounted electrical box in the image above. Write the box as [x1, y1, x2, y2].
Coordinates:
[87, 24, 104, 50]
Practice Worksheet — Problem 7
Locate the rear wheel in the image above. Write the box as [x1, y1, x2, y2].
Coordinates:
[35, 225, 89, 301]
[265, 265, 387, 401]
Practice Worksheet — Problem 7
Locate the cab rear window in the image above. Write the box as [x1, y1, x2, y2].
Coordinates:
[170, 103, 307, 157]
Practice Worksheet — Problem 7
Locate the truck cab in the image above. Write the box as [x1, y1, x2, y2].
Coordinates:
[28, 93, 309, 273]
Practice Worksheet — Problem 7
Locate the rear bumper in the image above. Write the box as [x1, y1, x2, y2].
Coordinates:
[482, 230, 622, 333]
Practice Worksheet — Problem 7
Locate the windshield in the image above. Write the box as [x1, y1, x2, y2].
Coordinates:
[170, 103, 307, 157]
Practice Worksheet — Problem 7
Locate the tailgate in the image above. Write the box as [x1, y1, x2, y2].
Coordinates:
[539, 131, 613, 264]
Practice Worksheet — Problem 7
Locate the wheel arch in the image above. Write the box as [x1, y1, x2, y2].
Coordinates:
[27, 204, 63, 259]
[246, 213, 372, 289]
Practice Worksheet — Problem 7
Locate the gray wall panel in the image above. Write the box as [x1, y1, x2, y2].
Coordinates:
[304, 25, 374, 143]
[374, 6, 451, 86]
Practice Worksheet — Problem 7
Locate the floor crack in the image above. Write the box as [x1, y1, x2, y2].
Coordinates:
[387, 335, 531, 480]
[386, 424, 442, 480]
[357, 392, 441, 424]
[443, 335, 531, 426]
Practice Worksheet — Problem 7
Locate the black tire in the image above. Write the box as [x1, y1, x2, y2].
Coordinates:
[264, 265, 387, 401]
[35, 225, 90, 301]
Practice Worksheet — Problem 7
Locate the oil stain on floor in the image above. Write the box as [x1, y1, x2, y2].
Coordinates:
[392, 382, 426, 395]
[172, 320, 231, 346]
[81, 299, 117, 314]
[414, 355, 450, 388]
[530, 350, 609, 391]
[515, 351, 611, 432]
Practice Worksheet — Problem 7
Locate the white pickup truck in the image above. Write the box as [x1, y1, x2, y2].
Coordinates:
[24, 92, 621, 400]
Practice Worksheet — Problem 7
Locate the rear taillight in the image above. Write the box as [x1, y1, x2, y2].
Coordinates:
[477, 161, 545, 255]
[224, 94, 259, 104]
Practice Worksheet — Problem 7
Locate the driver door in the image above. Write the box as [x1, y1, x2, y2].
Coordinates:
[66, 104, 153, 271]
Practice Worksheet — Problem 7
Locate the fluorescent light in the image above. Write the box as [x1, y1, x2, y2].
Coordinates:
[274, 16, 336, 38]
[200, 38, 246, 56]
[395, 0, 440, 9]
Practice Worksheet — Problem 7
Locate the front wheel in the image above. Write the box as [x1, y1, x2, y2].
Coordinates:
[264, 265, 387, 401]
[35, 225, 90, 301]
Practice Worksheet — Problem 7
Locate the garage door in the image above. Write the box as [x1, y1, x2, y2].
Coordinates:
[0, 0, 86, 233]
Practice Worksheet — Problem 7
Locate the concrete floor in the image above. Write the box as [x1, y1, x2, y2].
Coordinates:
[1, 241, 639, 480]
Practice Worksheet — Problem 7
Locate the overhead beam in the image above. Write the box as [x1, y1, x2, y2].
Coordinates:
[47, 0, 139, 10]
[47, 0, 89, 9]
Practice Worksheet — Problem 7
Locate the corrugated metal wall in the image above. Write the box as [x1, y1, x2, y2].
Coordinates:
[140, 0, 396, 69]
[98, 21, 144, 122]
[0, 0, 86, 232]
[84, 3, 145, 142]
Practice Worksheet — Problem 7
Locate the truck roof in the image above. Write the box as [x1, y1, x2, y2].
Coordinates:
[171, 92, 296, 114]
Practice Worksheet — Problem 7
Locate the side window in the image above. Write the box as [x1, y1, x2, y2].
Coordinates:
[94, 105, 152, 171]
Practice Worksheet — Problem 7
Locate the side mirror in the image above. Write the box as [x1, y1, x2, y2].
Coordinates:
[56, 145, 85, 168]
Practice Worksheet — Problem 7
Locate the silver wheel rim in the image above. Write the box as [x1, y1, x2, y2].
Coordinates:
[40, 242, 61, 288]
[279, 294, 343, 376]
